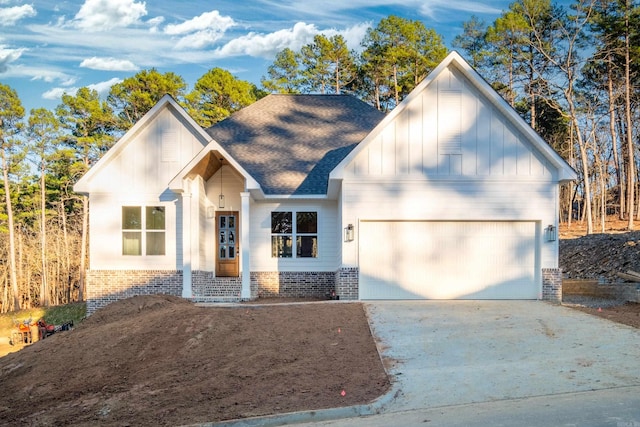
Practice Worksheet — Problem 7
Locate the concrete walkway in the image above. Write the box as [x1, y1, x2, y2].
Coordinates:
[207, 301, 640, 426]
[365, 301, 640, 411]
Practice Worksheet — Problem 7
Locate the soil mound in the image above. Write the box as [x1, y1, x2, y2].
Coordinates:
[0, 296, 389, 426]
[560, 231, 640, 281]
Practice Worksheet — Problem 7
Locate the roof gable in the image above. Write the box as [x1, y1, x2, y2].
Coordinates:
[205, 94, 385, 195]
[331, 51, 576, 183]
[74, 95, 212, 194]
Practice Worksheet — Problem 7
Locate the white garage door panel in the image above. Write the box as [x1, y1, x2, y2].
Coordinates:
[359, 221, 537, 299]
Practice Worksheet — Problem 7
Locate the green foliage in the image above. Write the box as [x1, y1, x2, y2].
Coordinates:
[262, 48, 302, 94]
[0, 84, 25, 141]
[108, 69, 187, 132]
[360, 15, 447, 109]
[56, 87, 116, 167]
[184, 68, 261, 128]
[453, 16, 490, 69]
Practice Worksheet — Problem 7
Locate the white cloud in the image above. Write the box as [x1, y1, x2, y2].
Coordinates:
[42, 87, 69, 100]
[42, 77, 122, 101]
[339, 22, 371, 51]
[0, 4, 36, 26]
[0, 45, 25, 72]
[214, 22, 319, 59]
[73, 0, 147, 32]
[164, 10, 234, 35]
[173, 29, 226, 50]
[80, 56, 138, 71]
[147, 16, 165, 33]
[212, 21, 370, 59]
[89, 77, 122, 94]
[164, 10, 235, 50]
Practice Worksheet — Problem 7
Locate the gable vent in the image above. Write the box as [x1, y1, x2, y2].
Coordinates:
[161, 131, 178, 162]
[438, 90, 462, 155]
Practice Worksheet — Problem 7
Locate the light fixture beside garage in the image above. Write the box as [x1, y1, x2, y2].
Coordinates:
[344, 224, 354, 242]
[545, 225, 556, 242]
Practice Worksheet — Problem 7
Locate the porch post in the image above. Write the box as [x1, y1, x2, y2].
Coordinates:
[240, 192, 251, 299]
[181, 180, 192, 298]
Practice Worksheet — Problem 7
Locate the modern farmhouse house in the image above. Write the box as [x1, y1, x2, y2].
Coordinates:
[74, 52, 576, 314]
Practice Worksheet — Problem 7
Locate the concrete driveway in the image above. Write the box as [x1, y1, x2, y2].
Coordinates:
[364, 300, 640, 412]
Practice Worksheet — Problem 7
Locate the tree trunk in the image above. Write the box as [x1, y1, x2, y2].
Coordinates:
[1, 147, 20, 310]
[606, 60, 623, 219]
[60, 201, 72, 303]
[40, 163, 49, 306]
[624, 1, 634, 230]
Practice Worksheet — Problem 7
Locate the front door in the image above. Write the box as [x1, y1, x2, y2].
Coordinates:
[216, 211, 239, 277]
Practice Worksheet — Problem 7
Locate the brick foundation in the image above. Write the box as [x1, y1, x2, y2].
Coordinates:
[335, 267, 359, 300]
[86, 269, 348, 315]
[250, 271, 335, 298]
[86, 270, 182, 315]
[542, 268, 562, 302]
[192, 270, 242, 298]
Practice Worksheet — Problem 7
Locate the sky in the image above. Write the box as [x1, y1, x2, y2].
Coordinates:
[1, 0, 520, 114]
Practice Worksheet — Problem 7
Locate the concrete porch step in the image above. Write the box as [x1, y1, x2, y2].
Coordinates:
[190, 296, 244, 304]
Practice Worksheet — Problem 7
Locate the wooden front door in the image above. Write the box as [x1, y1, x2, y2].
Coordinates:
[216, 211, 239, 277]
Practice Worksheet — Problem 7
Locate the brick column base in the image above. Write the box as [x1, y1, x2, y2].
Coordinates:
[542, 268, 562, 302]
[335, 267, 359, 300]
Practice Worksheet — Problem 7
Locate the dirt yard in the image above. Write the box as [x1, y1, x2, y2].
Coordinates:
[571, 302, 640, 329]
[0, 296, 389, 426]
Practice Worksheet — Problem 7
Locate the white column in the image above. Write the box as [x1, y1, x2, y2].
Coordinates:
[181, 180, 192, 298]
[240, 192, 251, 299]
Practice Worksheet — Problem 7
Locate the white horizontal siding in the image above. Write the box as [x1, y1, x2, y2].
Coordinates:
[249, 200, 339, 272]
[88, 193, 180, 270]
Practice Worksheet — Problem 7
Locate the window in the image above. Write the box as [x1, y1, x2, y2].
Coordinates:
[271, 211, 317, 258]
[122, 206, 165, 256]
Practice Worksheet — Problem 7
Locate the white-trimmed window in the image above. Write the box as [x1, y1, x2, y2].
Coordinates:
[271, 211, 317, 258]
[122, 206, 166, 256]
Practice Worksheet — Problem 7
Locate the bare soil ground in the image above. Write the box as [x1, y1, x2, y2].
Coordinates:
[0, 296, 389, 426]
[560, 216, 640, 328]
[572, 302, 640, 329]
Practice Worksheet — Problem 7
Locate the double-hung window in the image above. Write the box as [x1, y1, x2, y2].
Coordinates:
[271, 211, 317, 258]
[122, 206, 166, 256]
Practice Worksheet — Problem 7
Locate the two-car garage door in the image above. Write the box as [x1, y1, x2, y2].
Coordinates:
[359, 221, 538, 299]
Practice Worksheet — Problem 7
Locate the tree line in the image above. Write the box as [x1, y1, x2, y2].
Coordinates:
[1, 1, 639, 311]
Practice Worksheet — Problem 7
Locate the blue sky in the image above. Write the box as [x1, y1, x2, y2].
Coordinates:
[2, 0, 517, 114]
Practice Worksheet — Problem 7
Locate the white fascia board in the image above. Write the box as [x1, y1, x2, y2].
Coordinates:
[167, 139, 261, 193]
[250, 191, 330, 202]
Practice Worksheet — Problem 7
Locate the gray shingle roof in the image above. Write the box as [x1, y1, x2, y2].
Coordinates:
[205, 94, 385, 195]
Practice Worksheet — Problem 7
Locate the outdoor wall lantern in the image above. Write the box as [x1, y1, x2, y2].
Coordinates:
[344, 224, 354, 242]
[545, 224, 557, 242]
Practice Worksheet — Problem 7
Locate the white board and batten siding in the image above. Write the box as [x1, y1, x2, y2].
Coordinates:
[249, 200, 339, 272]
[88, 106, 206, 270]
[340, 64, 560, 300]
